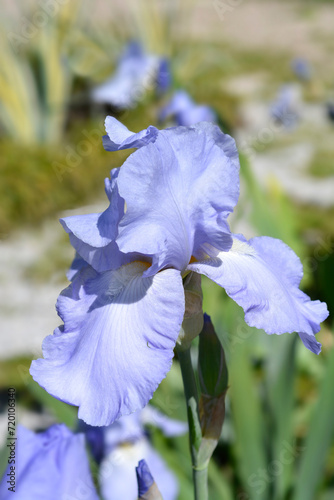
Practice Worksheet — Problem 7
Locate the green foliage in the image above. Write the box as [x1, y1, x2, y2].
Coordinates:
[0, 122, 129, 235]
[0, 3, 80, 144]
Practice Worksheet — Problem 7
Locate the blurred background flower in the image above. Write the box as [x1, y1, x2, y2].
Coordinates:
[0, 424, 99, 500]
[81, 406, 186, 500]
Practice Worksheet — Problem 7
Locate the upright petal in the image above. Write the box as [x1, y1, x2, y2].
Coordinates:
[116, 122, 239, 274]
[0, 425, 98, 500]
[30, 262, 185, 426]
[60, 170, 125, 271]
[103, 116, 158, 151]
[188, 236, 328, 353]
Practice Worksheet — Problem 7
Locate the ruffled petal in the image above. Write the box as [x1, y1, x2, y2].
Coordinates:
[60, 170, 126, 272]
[0, 425, 98, 500]
[116, 122, 239, 274]
[103, 116, 158, 151]
[30, 263, 185, 426]
[66, 252, 88, 281]
[188, 236, 328, 354]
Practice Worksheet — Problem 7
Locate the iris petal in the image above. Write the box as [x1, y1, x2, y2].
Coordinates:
[30, 263, 185, 426]
[60, 169, 126, 271]
[116, 122, 239, 274]
[188, 236, 328, 353]
[103, 116, 158, 151]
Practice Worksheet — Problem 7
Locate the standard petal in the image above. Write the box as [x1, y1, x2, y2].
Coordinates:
[103, 116, 158, 151]
[60, 170, 126, 272]
[30, 263, 185, 426]
[188, 236, 328, 353]
[116, 122, 239, 274]
[66, 252, 88, 281]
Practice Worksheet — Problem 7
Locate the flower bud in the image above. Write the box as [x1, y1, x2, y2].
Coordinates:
[198, 314, 228, 444]
[198, 314, 228, 398]
[136, 460, 163, 500]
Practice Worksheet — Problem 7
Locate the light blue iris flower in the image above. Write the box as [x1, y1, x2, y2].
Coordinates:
[30, 117, 328, 427]
[84, 406, 186, 500]
[0, 425, 98, 500]
[91, 41, 169, 109]
[159, 90, 217, 126]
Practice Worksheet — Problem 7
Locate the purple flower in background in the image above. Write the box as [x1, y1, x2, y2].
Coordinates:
[270, 84, 299, 129]
[159, 90, 217, 126]
[291, 57, 312, 81]
[91, 41, 168, 109]
[156, 58, 171, 94]
[31, 117, 328, 427]
[0, 424, 98, 500]
[83, 406, 185, 500]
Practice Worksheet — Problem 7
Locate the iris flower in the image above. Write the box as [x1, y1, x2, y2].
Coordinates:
[159, 90, 216, 126]
[83, 406, 185, 500]
[31, 118, 328, 427]
[0, 425, 98, 500]
[91, 41, 169, 109]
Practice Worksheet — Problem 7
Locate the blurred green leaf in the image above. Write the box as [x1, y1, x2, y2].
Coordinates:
[265, 334, 297, 500]
[294, 344, 334, 500]
[239, 153, 303, 259]
[228, 340, 269, 500]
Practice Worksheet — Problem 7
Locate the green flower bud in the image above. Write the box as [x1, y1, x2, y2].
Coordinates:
[198, 314, 229, 445]
[198, 313, 228, 398]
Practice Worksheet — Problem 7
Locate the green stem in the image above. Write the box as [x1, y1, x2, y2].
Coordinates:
[177, 347, 198, 406]
[193, 467, 208, 500]
[177, 346, 208, 500]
